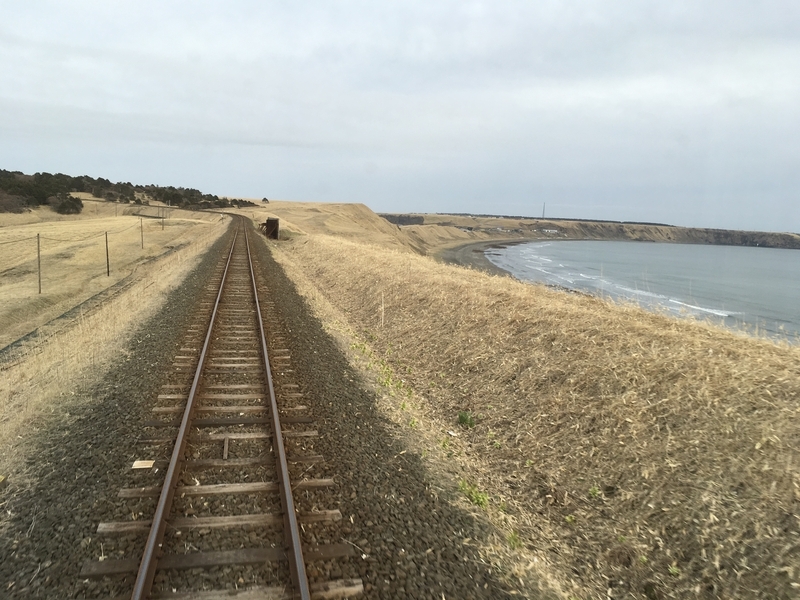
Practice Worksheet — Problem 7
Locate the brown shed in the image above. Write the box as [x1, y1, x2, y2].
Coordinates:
[260, 218, 279, 239]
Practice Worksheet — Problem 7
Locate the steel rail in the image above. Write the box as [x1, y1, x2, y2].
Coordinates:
[131, 226, 239, 600]
[244, 226, 311, 600]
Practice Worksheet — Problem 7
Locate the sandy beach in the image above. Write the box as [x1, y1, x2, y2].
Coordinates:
[433, 238, 525, 276]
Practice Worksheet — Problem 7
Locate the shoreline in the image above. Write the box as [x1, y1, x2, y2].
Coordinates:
[439, 237, 800, 341]
[436, 238, 595, 299]
[433, 238, 528, 276]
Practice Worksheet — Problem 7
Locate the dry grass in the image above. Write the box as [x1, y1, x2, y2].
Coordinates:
[0, 201, 223, 349]
[0, 212, 228, 480]
[270, 233, 800, 599]
[230, 201, 426, 250]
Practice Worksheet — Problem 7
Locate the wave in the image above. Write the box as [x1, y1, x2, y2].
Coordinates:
[614, 285, 669, 301]
[668, 299, 742, 318]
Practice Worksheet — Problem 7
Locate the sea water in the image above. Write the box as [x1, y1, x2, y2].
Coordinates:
[485, 240, 800, 340]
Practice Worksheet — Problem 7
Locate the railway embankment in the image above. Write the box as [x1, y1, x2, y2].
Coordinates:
[0, 219, 510, 599]
[268, 231, 800, 600]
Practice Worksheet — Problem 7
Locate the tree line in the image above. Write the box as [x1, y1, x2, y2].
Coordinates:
[0, 169, 256, 214]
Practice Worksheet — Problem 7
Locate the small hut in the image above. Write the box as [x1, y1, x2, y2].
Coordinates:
[259, 218, 280, 239]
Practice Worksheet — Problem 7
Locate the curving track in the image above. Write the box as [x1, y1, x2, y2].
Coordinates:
[80, 220, 363, 599]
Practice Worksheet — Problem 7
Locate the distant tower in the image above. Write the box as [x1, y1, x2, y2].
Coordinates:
[542, 203, 545, 219]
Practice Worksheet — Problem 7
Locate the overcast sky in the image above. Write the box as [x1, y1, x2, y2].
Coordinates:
[1, 1, 799, 231]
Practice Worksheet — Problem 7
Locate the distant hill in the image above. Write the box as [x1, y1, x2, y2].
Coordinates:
[380, 213, 800, 250]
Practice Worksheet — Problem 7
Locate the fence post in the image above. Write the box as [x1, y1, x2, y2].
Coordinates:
[106, 232, 110, 276]
[140, 218, 144, 249]
[37, 233, 41, 294]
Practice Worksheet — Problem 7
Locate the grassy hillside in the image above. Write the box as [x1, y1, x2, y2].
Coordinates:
[245, 201, 415, 251]
[258, 205, 800, 599]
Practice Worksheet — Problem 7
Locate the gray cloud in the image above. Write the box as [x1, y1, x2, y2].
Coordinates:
[1, 1, 799, 231]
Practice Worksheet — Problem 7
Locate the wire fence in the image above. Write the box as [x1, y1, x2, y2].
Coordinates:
[2, 217, 168, 294]
[39, 221, 140, 243]
[0, 235, 39, 246]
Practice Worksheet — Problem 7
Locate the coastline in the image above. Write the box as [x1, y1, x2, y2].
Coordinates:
[385, 212, 800, 250]
[436, 238, 595, 299]
[440, 237, 800, 339]
[433, 238, 527, 276]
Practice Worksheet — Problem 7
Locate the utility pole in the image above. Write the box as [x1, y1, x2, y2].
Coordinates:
[105, 232, 110, 276]
[140, 217, 144, 249]
[542, 203, 545, 219]
[37, 233, 41, 294]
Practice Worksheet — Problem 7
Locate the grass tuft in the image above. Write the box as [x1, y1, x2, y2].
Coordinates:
[459, 480, 489, 508]
[457, 410, 475, 428]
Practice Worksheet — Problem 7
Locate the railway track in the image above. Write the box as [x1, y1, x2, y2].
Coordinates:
[80, 221, 363, 599]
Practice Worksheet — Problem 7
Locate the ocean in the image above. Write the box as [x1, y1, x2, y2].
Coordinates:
[485, 240, 800, 340]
